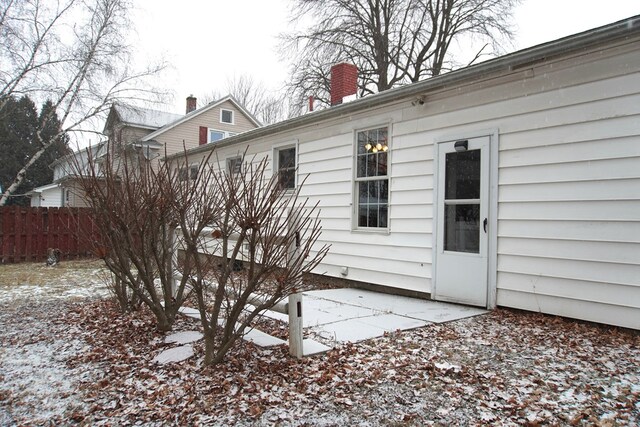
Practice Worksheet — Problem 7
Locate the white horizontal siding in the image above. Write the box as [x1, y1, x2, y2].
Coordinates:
[497, 272, 639, 309]
[499, 156, 640, 185]
[499, 219, 640, 244]
[498, 255, 639, 288]
[189, 37, 640, 328]
[498, 237, 639, 265]
[496, 289, 640, 330]
[295, 125, 434, 293]
[499, 200, 640, 221]
[493, 72, 640, 329]
[392, 43, 640, 327]
[499, 178, 640, 202]
[500, 135, 640, 167]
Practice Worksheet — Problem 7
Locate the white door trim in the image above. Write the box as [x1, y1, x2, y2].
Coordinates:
[432, 129, 499, 309]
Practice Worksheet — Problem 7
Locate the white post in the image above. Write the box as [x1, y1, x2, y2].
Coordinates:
[288, 293, 303, 358]
[287, 209, 304, 358]
[170, 226, 178, 298]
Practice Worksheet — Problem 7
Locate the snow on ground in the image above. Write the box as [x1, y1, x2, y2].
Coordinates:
[0, 260, 108, 425]
[0, 260, 638, 425]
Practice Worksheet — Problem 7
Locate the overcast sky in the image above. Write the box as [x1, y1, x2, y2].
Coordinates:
[128, 0, 639, 115]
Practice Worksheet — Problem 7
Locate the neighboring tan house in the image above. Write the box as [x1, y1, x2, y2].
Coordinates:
[137, 95, 261, 167]
[168, 16, 640, 330]
[31, 95, 260, 207]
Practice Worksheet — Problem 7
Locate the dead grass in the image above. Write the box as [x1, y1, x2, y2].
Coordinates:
[0, 259, 105, 287]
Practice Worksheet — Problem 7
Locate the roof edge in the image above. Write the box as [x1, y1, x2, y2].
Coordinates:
[167, 14, 640, 160]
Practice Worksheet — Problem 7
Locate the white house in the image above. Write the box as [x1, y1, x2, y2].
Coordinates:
[29, 183, 64, 207]
[165, 16, 640, 330]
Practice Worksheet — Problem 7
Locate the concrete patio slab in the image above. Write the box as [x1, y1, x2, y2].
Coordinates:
[244, 328, 287, 347]
[309, 313, 431, 344]
[302, 304, 379, 327]
[173, 287, 487, 356]
[165, 331, 203, 345]
[355, 313, 431, 332]
[309, 317, 387, 343]
[153, 345, 193, 364]
[302, 339, 332, 356]
[305, 288, 487, 323]
[260, 308, 289, 323]
[178, 306, 200, 320]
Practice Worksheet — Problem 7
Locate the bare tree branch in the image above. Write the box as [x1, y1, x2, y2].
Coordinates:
[199, 74, 290, 125]
[0, 0, 168, 205]
[281, 0, 519, 110]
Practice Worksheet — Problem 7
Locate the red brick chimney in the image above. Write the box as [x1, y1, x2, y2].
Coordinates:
[330, 63, 358, 106]
[186, 95, 197, 114]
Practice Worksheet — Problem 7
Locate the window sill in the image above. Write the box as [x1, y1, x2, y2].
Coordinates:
[350, 227, 390, 236]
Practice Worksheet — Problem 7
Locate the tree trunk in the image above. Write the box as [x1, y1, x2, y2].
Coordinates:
[203, 334, 217, 366]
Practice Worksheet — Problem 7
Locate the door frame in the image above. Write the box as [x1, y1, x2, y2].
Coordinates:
[432, 129, 499, 309]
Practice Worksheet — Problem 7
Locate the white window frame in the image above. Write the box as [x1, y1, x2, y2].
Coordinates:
[208, 128, 235, 143]
[272, 141, 298, 192]
[220, 109, 234, 124]
[353, 125, 391, 232]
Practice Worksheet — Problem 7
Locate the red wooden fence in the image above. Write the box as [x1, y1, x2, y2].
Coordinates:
[0, 206, 100, 264]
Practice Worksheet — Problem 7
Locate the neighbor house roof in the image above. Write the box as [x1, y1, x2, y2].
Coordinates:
[106, 104, 183, 132]
[28, 183, 60, 195]
[141, 95, 262, 143]
[49, 141, 106, 168]
[166, 14, 640, 160]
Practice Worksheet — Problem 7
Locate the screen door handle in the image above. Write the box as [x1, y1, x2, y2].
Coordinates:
[483, 218, 488, 233]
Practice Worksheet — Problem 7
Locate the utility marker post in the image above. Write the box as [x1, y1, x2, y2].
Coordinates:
[288, 293, 303, 358]
[287, 210, 304, 358]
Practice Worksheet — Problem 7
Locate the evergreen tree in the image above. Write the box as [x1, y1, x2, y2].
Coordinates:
[0, 96, 69, 206]
[27, 100, 71, 190]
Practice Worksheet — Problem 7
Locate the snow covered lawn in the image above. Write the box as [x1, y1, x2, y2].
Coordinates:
[0, 260, 638, 425]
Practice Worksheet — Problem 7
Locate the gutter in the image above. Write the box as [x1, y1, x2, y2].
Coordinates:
[166, 15, 640, 161]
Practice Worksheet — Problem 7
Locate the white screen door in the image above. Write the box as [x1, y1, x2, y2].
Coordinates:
[434, 136, 490, 307]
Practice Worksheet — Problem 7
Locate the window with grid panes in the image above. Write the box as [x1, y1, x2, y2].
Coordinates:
[355, 127, 389, 228]
[276, 146, 296, 190]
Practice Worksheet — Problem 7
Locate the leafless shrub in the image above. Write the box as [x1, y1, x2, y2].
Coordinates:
[76, 144, 329, 362]
[73, 148, 187, 330]
[169, 151, 329, 364]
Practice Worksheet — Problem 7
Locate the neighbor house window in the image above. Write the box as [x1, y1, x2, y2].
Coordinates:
[274, 145, 296, 190]
[355, 126, 389, 228]
[221, 109, 234, 124]
[209, 128, 236, 143]
[227, 156, 242, 176]
[178, 165, 198, 181]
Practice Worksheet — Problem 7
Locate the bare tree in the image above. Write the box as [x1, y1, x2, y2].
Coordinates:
[281, 0, 519, 109]
[0, 0, 167, 205]
[200, 75, 290, 125]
